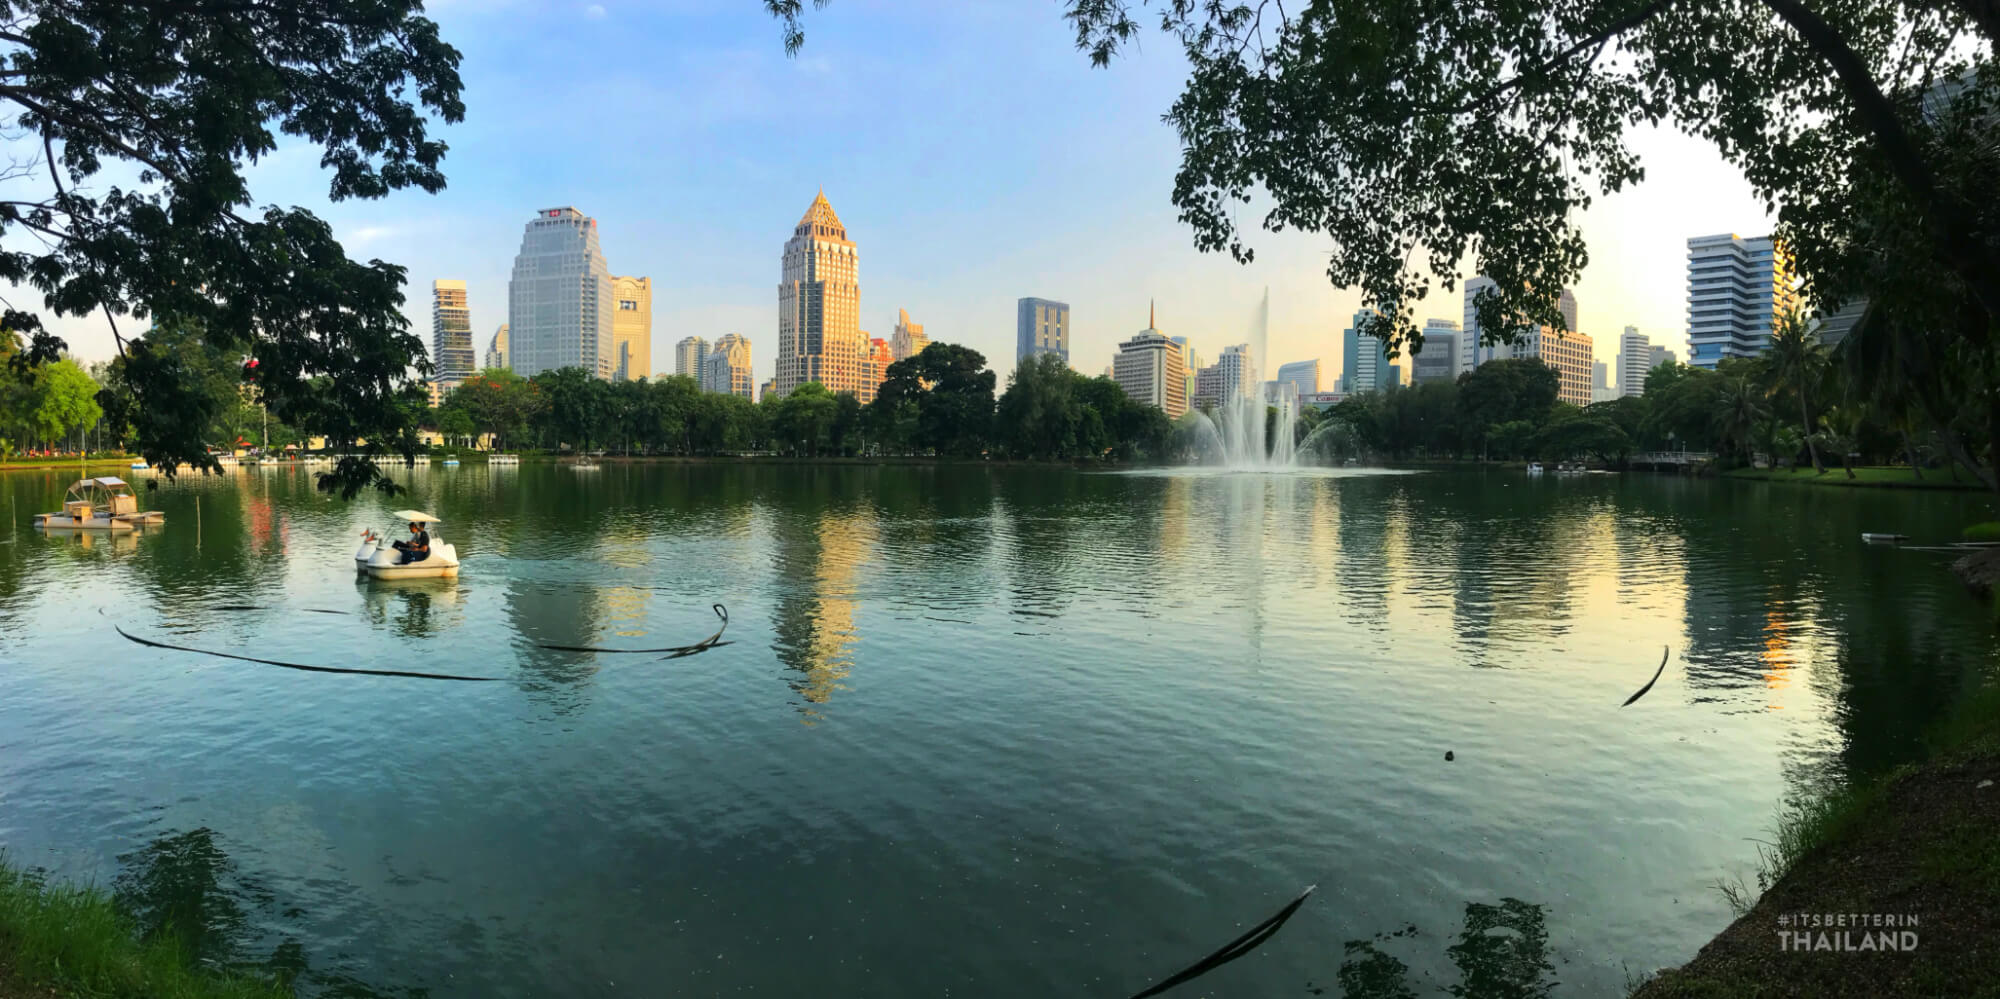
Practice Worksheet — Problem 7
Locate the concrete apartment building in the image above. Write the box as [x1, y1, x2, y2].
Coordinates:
[1685, 233, 1799, 368]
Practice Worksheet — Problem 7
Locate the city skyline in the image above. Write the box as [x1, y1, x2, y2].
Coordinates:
[22, 3, 1776, 396]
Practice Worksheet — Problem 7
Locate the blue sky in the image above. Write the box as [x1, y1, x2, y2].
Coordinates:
[42, 0, 1776, 391]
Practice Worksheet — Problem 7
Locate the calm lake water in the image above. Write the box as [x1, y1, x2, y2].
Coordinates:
[1, 462, 1995, 997]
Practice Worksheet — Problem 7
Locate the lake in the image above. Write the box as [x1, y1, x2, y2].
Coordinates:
[1, 462, 1995, 997]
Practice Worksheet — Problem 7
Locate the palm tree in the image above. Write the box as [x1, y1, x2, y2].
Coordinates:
[1767, 311, 1830, 474]
[1718, 373, 1769, 468]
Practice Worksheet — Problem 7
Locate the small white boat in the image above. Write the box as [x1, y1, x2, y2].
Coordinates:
[354, 510, 460, 579]
[1526, 462, 1545, 475]
[129, 460, 148, 470]
[569, 461, 600, 471]
[488, 454, 520, 465]
[441, 458, 460, 466]
[31, 477, 165, 531]
[1861, 533, 1909, 545]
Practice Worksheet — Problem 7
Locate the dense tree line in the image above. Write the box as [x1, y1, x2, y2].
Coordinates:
[435, 343, 1175, 461]
[1328, 312, 1980, 480]
[0, 329, 103, 460]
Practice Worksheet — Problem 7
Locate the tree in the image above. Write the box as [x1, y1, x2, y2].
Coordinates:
[1535, 408, 1632, 464]
[1716, 370, 1771, 467]
[775, 382, 838, 455]
[533, 368, 606, 451]
[448, 370, 540, 451]
[23, 358, 102, 448]
[998, 352, 1084, 459]
[2, 1, 464, 495]
[1457, 359, 1560, 442]
[1766, 312, 1831, 473]
[871, 343, 997, 457]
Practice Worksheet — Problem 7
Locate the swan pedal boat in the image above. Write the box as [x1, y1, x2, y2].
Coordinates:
[355, 510, 460, 579]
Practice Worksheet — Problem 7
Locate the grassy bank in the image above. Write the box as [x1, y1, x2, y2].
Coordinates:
[0, 861, 286, 999]
[1633, 686, 2000, 997]
[1724, 466, 1984, 491]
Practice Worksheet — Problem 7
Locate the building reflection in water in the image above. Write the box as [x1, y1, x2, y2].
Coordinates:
[769, 504, 877, 725]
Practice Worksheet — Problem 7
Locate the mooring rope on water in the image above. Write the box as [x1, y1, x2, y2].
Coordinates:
[536, 604, 732, 659]
[1126, 883, 1317, 998]
[211, 604, 351, 615]
[114, 625, 501, 682]
[1620, 646, 1670, 707]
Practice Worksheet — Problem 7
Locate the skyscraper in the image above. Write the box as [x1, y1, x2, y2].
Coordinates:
[610, 275, 652, 381]
[1340, 310, 1399, 393]
[776, 190, 873, 401]
[1463, 279, 1576, 370]
[890, 309, 929, 361]
[675, 336, 709, 378]
[1652, 345, 1676, 369]
[1411, 318, 1461, 384]
[1618, 326, 1652, 397]
[431, 280, 475, 386]
[869, 337, 894, 391]
[508, 207, 614, 379]
[1170, 336, 1203, 409]
[1194, 344, 1254, 410]
[485, 323, 508, 371]
[1017, 297, 1071, 364]
[703, 333, 754, 399]
[1685, 233, 1799, 368]
[1113, 303, 1187, 418]
[1275, 359, 1320, 395]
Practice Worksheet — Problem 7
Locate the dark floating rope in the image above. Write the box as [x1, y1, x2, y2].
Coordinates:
[1621, 646, 1670, 707]
[1126, 884, 1317, 999]
[537, 604, 732, 660]
[211, 604, 350, 615]
[115, 625, 500, 682]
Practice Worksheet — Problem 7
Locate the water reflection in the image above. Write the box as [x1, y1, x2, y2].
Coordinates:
[357, 579, 463, 638]
[1318, 898, 1556, 999]
[769, 500, 876, 723]
[111, 827, 417, 997]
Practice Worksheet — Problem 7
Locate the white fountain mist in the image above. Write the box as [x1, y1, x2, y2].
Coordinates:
[1182, 289, 1299, 468]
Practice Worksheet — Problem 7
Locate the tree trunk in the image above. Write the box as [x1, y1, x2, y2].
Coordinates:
[1901, 427, 1924, 480]
[1801, 393, 1825, 474]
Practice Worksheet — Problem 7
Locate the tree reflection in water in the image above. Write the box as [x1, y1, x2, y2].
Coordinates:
[1316, 898, 1556, 999]
[111, 827, 423, 997]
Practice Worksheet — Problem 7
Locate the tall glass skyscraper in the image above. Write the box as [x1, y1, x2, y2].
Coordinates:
[507, 207, 614, 379]
[1685, 233, 1798, 368]
[1016, 298, 1070, 364]
[776, 191, 873, 401]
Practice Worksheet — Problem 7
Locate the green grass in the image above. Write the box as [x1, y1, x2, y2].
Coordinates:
[1724, 465, 1982, 490]
[0, 860, 288, 998]
[1963, 521, 2000, 542]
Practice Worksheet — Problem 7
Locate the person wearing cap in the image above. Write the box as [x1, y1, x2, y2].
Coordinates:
[391, 522, 430, 564]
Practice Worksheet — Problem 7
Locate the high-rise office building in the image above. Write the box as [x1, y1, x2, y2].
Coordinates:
[1194, 344, 1254, 410]
[1519, 328, 1594, 407]
[485, 323, 508, 371]
[1411, 318, 1461, 384]
[1592, 359, 1618, 403]
[890, 309, 929, 361]
[1652, 345, 1676, 369]
[508, 207, 614, 379]
[610, 276, 652, 381]
[869, 337, 894, 390]
[1618, 327, 1653, 397]
[1017, 297, 1071, 364]
[1685, 233, 1799, 368]
[1170, 336, 1203, 409]
[675, 336, 709, 378]
[1463, 278, 1577, 371]
[776, 190, 873, 401]
[431, 280, 475, 386]
[702, 333, 754, 399]
[1275, 359, 1320, 395]
[1112, 303, 1187, 418]
[1340, 310, 1400, 393]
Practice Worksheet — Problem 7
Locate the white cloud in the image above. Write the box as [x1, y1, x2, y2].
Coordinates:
[584, 4, 606, 19]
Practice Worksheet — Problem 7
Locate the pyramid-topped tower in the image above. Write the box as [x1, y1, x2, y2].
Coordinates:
[775, 191, 873, 402]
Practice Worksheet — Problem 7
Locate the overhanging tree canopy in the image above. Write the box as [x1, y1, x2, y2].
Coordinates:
[2, 0, 465, 495]
[769, 0, 1998, 357]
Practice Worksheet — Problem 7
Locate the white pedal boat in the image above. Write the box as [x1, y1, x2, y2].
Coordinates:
[354, 510, 460, 579]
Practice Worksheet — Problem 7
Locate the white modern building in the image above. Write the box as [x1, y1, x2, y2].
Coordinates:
[675, 336, 708, 378]
[1113, 304, 1187, 418]
[1340, 310, 1400, 393]
[507, 207, 615, 379]
[1685, 233, 1799, 368]
[1618, 326, 1653, 397]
